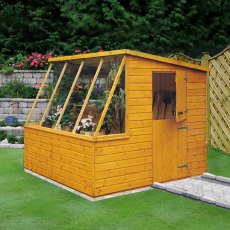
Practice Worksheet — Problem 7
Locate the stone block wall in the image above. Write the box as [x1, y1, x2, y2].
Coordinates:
[0, 70, 53, 85]
[0, 98, 49, 121]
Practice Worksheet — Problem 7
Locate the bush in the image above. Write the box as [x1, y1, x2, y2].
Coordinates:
[0, 65, 15, 75]
[0, 79, 38, 98]
[0, 120, 7, 127]
[6, 52, 53, 70]
[7, 134, 18, 144]
[17, 136, 24, 144]
[0, 131, 7, 141]
[12, 120, 19, 127]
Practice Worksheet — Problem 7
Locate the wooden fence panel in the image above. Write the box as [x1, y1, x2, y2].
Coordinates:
[209, 46, 230, 154]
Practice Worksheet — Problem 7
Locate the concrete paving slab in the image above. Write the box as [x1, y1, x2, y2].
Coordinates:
[152, 174, 230, 210]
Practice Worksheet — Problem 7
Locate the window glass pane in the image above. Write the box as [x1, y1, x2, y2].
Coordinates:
[40, 62, 80, 128]
[93, 56, 126, 135]
[28, 63, 64, 124]
[30, 55, 126, 136]
[152, 73, 176, 120]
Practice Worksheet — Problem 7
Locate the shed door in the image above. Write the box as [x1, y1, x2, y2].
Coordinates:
[152, 71, 188, 183]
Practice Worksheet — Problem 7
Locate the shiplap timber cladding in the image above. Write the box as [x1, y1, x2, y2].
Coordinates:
[24, 49, 209, 198]
[186, 69, 207, 176]
[170, 45, 230, 154]
[24, 126, 94, 196]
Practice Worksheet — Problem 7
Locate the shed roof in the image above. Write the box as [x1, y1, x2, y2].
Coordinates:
[48, 49, 210, 72]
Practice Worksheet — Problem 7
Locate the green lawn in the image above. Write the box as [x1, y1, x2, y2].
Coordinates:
[208, 148, 230, 177]
[0, 148, 230, 230]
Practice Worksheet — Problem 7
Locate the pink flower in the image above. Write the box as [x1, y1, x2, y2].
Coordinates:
[46, 52, 53, 58]
[99, 49, 104, 52]
[18, 61, 24, 68]
[32, 83, 41, 89]
[76, 83, 82, 89]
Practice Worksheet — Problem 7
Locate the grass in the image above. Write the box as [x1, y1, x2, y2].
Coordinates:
[0, 148, 230, 230]
[208, 148, 230, 177]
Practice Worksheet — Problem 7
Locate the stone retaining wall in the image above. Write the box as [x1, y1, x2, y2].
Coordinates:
[0, 98, 49, 121]
[0, 70, 53, 85]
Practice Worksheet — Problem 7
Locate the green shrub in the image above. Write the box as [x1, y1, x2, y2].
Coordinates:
[0, 79, 38, 98]
[17, 136, 24, 144]
[0, 131, 7, 141]
[7, 134, 17, 144]
[0, 65, 15, 75]
[12, 120, 19, 127]
[0, 120, 7, 127]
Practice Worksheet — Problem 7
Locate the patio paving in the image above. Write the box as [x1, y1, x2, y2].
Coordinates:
[152, 173, 230, 210]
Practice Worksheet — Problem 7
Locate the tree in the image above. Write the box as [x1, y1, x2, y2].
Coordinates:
[0, 0, 69, 59]
[0, 0, 229, 60]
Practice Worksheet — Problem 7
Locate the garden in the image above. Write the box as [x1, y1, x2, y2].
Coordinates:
[0, 52, 55, 146]
[0, 148, 230, 230]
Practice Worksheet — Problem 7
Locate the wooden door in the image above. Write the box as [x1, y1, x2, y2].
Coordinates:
[152, 119, 188, 182]
[152, 71, 188, 183]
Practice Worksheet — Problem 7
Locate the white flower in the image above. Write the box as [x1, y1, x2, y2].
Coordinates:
[77, 115, 95, 131]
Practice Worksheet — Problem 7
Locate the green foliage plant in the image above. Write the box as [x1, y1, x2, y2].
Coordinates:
[0, 79, 38, 98]
[12, 120, 19, 127]
[0, 131, 7, 141]
[17, 136, 24, 144]
[7, 134, 18, 144]
[0, 120, 7, 127]
[0, 1, 229, 60]
[0, 65, 15, 75]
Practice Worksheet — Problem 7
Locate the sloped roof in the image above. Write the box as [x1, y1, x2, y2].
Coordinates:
[48, 49, 210, 72]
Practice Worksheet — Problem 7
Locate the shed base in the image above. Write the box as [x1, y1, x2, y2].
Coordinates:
[24, 168, 151, 201]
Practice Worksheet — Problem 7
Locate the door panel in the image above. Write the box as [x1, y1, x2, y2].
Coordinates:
[176, 71, 187, 122]
[152, 120, 178, 182]
[152, 119, 188, 182]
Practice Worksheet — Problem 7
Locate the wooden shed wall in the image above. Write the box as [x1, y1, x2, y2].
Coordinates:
[24, 55, 207, 198]
[93, 56, 207, 196]
[93, 56, 153, 196]
[127, 56, 207, 178]
[24, 127, 94, 196]
[186, 70, 207, 176]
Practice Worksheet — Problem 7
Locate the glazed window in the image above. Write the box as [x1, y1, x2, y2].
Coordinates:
[152, 73, 176, 120]
[26, 55, 126, 136]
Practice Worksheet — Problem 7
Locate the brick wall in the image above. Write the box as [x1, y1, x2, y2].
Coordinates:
[0, 98, 49, 121]
[0, 70, 53, 85]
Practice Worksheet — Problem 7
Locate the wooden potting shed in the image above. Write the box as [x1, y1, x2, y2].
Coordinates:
[24, 49, 210, 198]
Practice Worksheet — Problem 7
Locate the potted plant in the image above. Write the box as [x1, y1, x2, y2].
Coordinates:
[100, 114, 113, 135]
[77, 115, 95, 136]
[42, 105, 62, 128]
[61, 114, 74, 132]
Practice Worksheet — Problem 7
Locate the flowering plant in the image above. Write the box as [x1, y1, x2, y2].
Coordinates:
[43, 105, 63, 127]
[6, 52, 53, 70]
[77, 115, 95, 131]
[21, 52, 53, 69]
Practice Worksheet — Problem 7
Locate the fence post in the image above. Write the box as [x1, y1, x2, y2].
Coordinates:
[201, 52, 210, 147]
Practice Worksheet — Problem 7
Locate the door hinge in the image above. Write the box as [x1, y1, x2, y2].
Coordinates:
[177, 125, 188, 130]
[178, 164, 188, 168]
